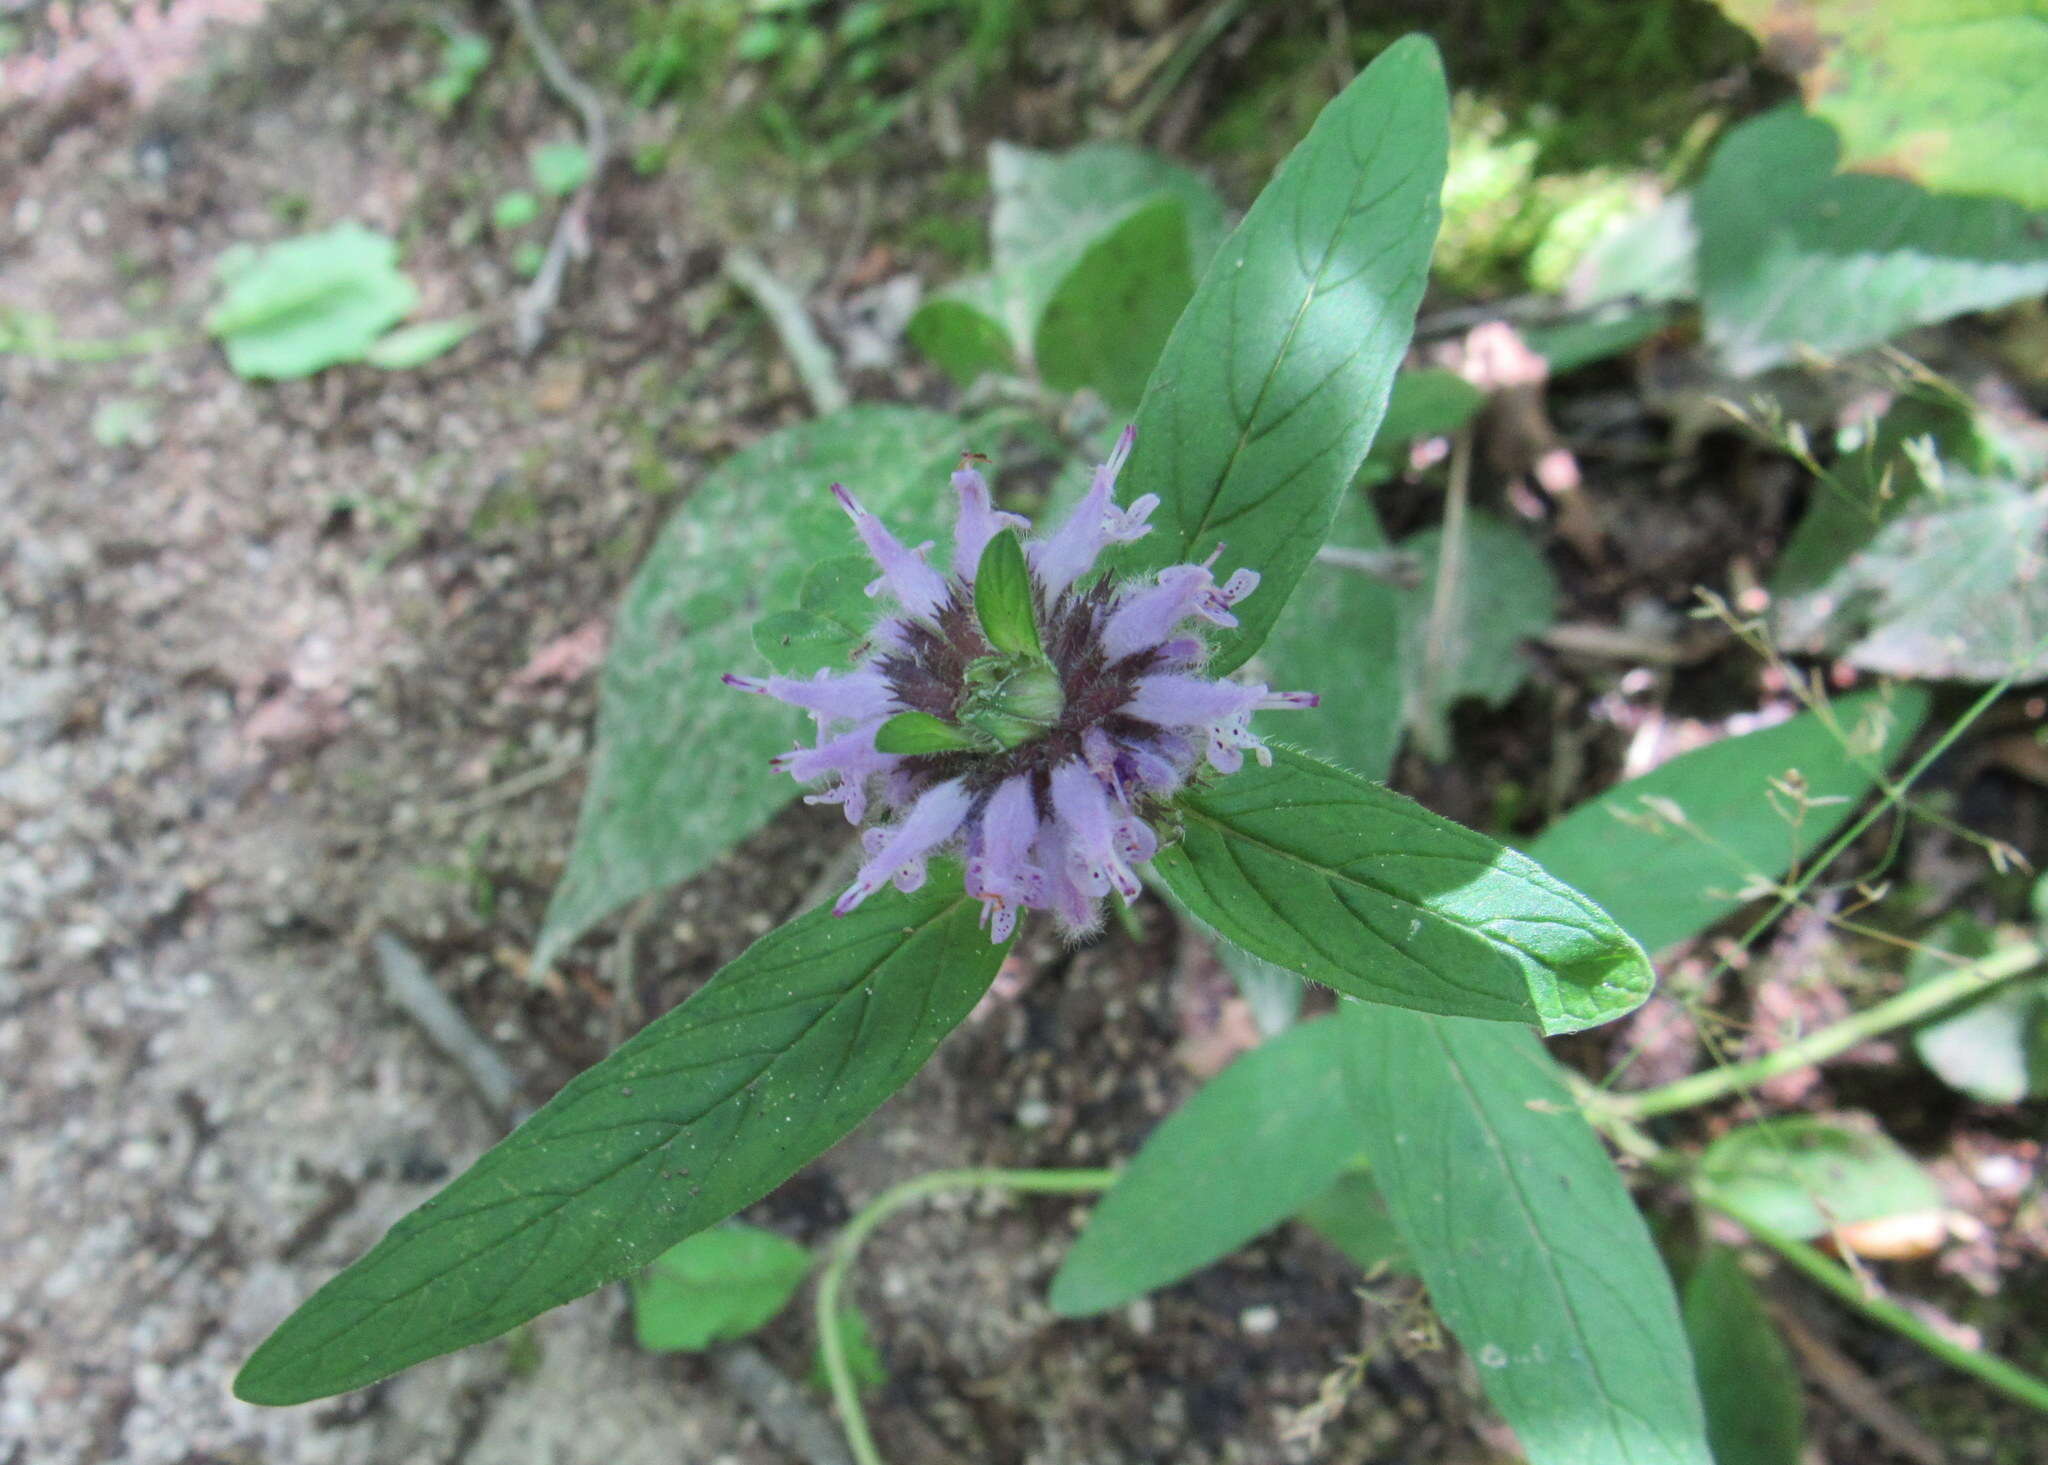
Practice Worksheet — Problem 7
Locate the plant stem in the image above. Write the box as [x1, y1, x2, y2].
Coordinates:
[1697, 1194, 2048, 1417]
[816, 1167, 1116, 1465]
[1607, 939, 2043, 1120]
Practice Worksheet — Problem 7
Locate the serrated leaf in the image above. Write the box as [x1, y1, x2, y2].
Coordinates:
[1112, 36, 1449, 674]
[1295, 1166, 1410, 1275]
[536, 408, 961, 970]
[1050, 1016, 1365, 1316]
[752, 609, 862, 677]
[1682, 1247, 1805, 1465]
[235, 878, 1008, 1404]
[1250, 489, 1405, 782]
[1154, 747, 1654, 1034]
[1034, 194, 1199, 411]
[1712, 0, 2048, 210]
[364, 315, 478, 371]
[1395, 509, 1558, 758]
[206, 224, 419, 380]
[1527, 687, 1930, 955]
[631, 1224, 812, 1352]
[1697, 1117, 1941, 1241]
[973, 529, 1040, 656]
[1697, 108, 2048, 375]
[874, 711, 978, 755]
[1347, 1005, 1714, 1465]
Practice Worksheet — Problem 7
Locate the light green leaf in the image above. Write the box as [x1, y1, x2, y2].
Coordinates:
[536, 408, 962, 970]
[1565, 194, 1698, 309]
[492, 190, 541, 230]
[1250, 489, 1405, 782]
[1712, 0, 2048, 210]
[1296, 1166, 1410, 1275]
[531, 140, 592, 197]
[801, 554, 882, 632]
[1395, 509, 1558, 758]
[1682, 1247, 1805, 1465]
[1911, 914, 2048, 1104]
[631, 1224, 812, 1352]
[1697, 108, 2048, 374]
[206, 223, 419, 380]
[809, 1305, 887, 1395]
[1348, 1006, 1714, 1465]
[1697, 1116, 1941, 1241]
[1050, 1016, 1367, 1316]
[1034, 194, 1199, 411]
[1528, 687, 1930, 955]
[751, 610, 862, 677]
[235, 878, 1008, 1404]
[419, 29, 492, 114]
[987, 140, 1227, 286]
[1113, 36, 1449, 674]
[973, 529, 1040, 656]
[364, 315, 478, 371]
[905, 278, 1019, 386]
[874, 711, 978, 755]
[1155, 747, 1655, 1034]
[1775, 469, 2048, 684]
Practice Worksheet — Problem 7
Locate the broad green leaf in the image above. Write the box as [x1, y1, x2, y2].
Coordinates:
[874, 711, 978, 755]
[1347, 1006, 1714, 1465]
[206, 224, 419, 380]
[531, 140, 592, 197]
[1528, 687, 1930, 955]
[1696, 1117, 1940, 1241]
[1035, 194, 1199, 411]
[751, 609, 861, 677]
[631, 1224, 812, 1352]
[492, 190, 541, 230]
[1155, 747, 1654, 1034]
[1296, 1166, 1410, 1275]
[800, 554, 881, 632]
[1712, 0, 2048, 210]
[537, 408, 961, 969]
[364, 315, 478, 371]
[1251, 489, 1405, 782]
[1050, 1016, 1366, 1316]
[1682, 1247, 1804, 1465]
[1774, 468, 2048, 684]
[1395, 509, 1558, 759]
[1912, 914, 2048, 1104]
[1696, 108, 2048, 374]
[973, 529, 1040, 656]
[906, 141, 1226, 395]
[1113, 36, 1448, 674]
[236, 879, 1008, 1404]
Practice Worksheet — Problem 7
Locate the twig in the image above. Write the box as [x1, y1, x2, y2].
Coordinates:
[1605, 940, 2043, 1120]
[1410, 426, 1473, 760]
[723, 247, 850, 416]
[817, 1168, 1115, 1465]
[371, 931, 523, 1124]
[505, 0, 610, 355]
[1313, 543, 1422, 588]
[430, 753, 585, 820]
[710, 1344, 857, 1465]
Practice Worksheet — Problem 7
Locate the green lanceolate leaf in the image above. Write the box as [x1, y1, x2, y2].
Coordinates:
[1050, 1015, 1365, 1316]
[1682, 1246, 1805, 1465]
[1346, 1006, 1715, 1465]
[236, 878, 1008, 1404]
[1113, 36, 1448, 674]
[1034, 193, 1200, 412]
[1155, 747, 1654, 1034]
[1697, 108, 2048, 374]
[1296, 1166, 1410, 1275]
[1528, 687, 1930, 955]
[874, 711, 979, 755]
[536, 408, 961, 970]
[1696, 1117, 1940, 1241]
[630, 1224, 813, 1352]
[973, 528, 1041, 656]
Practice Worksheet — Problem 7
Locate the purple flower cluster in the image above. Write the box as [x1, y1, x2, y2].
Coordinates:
[726, 428, 1316, 942]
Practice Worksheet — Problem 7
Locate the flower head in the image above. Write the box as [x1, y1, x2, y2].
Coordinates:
[727, 427, 1318, 942]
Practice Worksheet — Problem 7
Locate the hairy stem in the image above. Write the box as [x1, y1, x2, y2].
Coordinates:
[816, 1167, 1115, 1465]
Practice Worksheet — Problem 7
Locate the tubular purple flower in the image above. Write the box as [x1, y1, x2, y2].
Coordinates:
[730, 425, 1319, 941]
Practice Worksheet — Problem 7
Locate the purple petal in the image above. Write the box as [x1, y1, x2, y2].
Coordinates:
[1029, 820, 1101, 937]
[726, 668, 896, 725]
[950, 465, 1031, 580]
[833, 483, 949, 619]
[1100, 560, 1261, 661]
[1050, 759, 1142, 902]
[966, 776, 1044, 941]
[834, 778, 972, 916]
[1029, 425, 1150, 596]
[1122, 673, 1264, 730]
